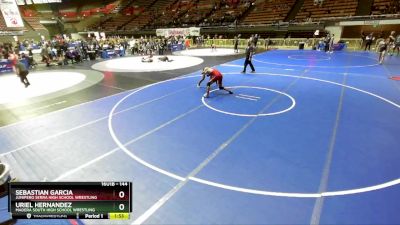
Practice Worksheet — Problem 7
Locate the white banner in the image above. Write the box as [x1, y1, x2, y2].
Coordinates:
[167, 28, 189, 37]
[156, 29, 166, 37]
[0, 30, 23, 36]
[156, 27, 200, 37]
[189, 27, 200, 36]
[32, 0, 61, 3]
[339, 19, 400, 26]
[0, 0, 24, 28]
[364, 20, 380, 26]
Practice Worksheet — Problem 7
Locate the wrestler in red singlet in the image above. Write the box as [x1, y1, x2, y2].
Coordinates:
[197, 67, 233, 98]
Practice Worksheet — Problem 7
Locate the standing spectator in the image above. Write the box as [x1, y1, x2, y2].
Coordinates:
[312, 36, 317, 50]
[253, 34, 259, 47]
[329, 34, 335, 53]
[264, 36, 270, 50]
[242, 42, 255, 73]
[40, 44, 50, 67]
[374, 34, 384, 53]
[394, 33, 400, 56]
[146, 41, 152, 55]
[129, 38, 136, 55]
[8, 50, 18, 72]
[27, 48, 37, 68]
[324, 34, 331, 52]
[185, 38, 191, 50]
[233, 35, 239, 53]
[360, 31, 366, 49]
[378, 38, 389, 64]
[364, 33, 374, 51]
[248, 34, 254, 45]
[158, 40, 164, 55]
[388, 31, 396, 56]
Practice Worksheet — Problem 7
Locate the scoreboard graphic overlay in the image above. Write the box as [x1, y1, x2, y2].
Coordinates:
[9, 182, 132, 220]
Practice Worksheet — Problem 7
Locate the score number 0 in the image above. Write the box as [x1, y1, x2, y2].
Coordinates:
[119, 191, 125, 211]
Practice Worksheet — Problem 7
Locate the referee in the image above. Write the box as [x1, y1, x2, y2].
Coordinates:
[242, 42, 255, 73]
[15, 61, 30, 88]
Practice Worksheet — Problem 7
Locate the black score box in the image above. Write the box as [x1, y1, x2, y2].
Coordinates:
[9, 182, 132, 219]
[12, 213, 130, 220]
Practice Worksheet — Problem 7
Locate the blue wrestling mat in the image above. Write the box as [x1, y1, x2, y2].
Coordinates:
[0, 50, 399, 224]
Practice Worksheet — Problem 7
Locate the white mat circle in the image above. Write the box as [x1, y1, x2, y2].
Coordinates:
[92, 56, 204, 72]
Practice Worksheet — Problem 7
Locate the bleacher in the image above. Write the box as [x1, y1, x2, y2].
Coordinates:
[35, 11, 55, 20]
[111, 0, 135, 14]
[90, 0, 153, 31]
[295, 0, 358, 21]
[181, 0, 214, 25]
[23, 16, 46, 30]
[209, 1, 250, 25]
[148, 0, 177, 27]
[371, 0, 399, 15]
[152, 0, 194, 27]
[28, 4, 54, 20]
[80, 0, 399, 33]
[89, 0, 138, 31]
[123, 11, 152, 30]
[242, 0, 296, 25]
[123, 0, 176, 30]
[148, 0, 186, 27]
[0, 13, 7, 31]
[99, 16, 133, 31]
[59, 6, 78, 18]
